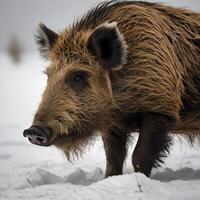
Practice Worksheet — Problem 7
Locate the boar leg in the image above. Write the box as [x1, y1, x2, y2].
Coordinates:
[132, 112, 172, 177]
[102, 127, 128, 177]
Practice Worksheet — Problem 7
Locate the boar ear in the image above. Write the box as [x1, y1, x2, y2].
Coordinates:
[87, 22, 127, 70]
[35, 23, 59, 59]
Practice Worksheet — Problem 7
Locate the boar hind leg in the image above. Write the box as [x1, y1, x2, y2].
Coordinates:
[132, 112, 172, 177]
[102, 127, 128, 177]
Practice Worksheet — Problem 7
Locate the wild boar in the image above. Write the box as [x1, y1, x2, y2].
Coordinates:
[23, 1, 200, 177]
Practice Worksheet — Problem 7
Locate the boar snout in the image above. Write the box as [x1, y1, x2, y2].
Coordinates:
[23, 123, 55, 146]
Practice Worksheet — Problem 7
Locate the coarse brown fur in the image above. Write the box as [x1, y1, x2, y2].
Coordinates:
[28, 1, 200, 177]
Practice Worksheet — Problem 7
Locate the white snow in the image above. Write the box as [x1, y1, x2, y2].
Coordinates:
[0, 53, 200, 200]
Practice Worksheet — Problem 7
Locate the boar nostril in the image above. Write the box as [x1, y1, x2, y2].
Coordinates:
[23, 129, 32, 137]
[27, 132, 47, 144]
[34, 135, 47, 144]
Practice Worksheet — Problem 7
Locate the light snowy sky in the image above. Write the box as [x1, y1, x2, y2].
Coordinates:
[0, 0, 199, 51]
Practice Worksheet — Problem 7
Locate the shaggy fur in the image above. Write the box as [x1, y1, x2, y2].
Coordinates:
[51, 1, 200, 122]
[30, 1, 200, 176]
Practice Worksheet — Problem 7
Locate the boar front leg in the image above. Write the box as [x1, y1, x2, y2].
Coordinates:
[102, 126, 128, 177]
[132, 112, 172, 177]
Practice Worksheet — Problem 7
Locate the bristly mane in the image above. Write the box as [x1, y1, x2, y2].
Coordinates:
[73, 0, 200, 36]
[73, 0, 158, 31]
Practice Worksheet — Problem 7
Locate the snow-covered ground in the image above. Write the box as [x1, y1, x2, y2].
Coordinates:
[0, 54, 200, 200]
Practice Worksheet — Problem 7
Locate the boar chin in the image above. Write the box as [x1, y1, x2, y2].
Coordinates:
[53, 129, 98, 160]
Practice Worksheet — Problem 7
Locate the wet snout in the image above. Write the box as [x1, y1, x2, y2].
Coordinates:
[23, 123, 54, 146]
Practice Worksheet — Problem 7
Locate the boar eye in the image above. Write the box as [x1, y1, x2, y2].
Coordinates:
[72, 72, 84, 82]
[68, 71, 88, 91]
